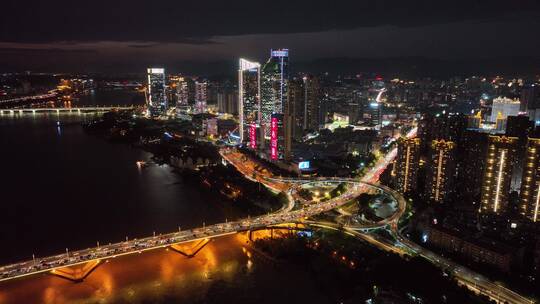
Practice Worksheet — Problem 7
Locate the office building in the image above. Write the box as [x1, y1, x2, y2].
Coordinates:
[395, 137, 421, 193]
[261, 49, 289, 138]
[490, 97, 521, 123]
[270, 113, 291, 161]
[303, 75, 322, 131]
[287, 78, 305, 140]
[146, 68, 167, 116]
[238, 58, 261, 144]
[480, 136, 519, 214]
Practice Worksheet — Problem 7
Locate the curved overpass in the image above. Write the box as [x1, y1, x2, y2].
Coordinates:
[0, 126, 534, 303]
[0, 145, 399, 283]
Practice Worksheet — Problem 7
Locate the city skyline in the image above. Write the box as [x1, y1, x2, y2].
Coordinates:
[2, 2, 540, 303]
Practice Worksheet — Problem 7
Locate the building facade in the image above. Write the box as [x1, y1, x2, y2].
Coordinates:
[519, 137, 540, 222]
[170, 76, 189, 113]
[146, 68, 167, 116]
[261, 49, 289, 138]
[194, 80, 208, 114]
[395, 137, 421, 194]
[303, 75, 322, 131]
[480, 136, 519, 214]
[269, 113, 291, 161]
[238, 59, 261, 144]
[426, 140, 456, 202]
[490, 97, 521, 123]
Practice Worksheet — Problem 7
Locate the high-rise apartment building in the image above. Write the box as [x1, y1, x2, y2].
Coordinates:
[395, 137, 421, 194]
[194, 80, 208, 114]
[217, 91, 238, 115]
[519, 137, 540, 222]
[426, 140, 456, 202]
[146, 68, 167, 116]
[480, 136, 519, 214]
[238, 59, 261, 144]
[169, 76, 189, 113]
[456, 130, 488, 202]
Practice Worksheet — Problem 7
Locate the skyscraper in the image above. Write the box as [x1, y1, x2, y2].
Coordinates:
[261, 49, 289, 138]
[270, 113, 291, 161]
[238, 59, 261, 144]
[395, 137, 421, 194]
[194, 80, 208, 114]
[303, 75, 321, 131]
[426, 140, 456, 202]
[480, 136, 519, 214]
[455, 130, 488, 202]
[287, 78, 305, 140]
[170, 76, 189, 113]
[519, 137, 540, 222]
[146, 68, 167, 116]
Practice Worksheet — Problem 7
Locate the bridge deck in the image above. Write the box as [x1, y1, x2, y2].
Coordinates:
[0, 179, 389, 283]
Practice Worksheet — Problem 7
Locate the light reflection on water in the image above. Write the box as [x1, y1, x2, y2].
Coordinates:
[0, 234, 253, 304]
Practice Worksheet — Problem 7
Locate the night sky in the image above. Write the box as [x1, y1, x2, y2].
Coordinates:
[1, 0, 540, 75]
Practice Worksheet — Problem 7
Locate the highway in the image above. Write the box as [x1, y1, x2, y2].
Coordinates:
[0, 125, 534, 303]
[0, 130, 402, 283]
[0, 177, 380, 282]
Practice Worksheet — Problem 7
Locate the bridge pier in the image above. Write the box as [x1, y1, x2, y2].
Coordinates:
[169, 239, 211, 258]
[49, 259, 102, 283]
[248, 224, 310, 242]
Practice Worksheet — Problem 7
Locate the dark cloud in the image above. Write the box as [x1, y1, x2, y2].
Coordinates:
[1, 0, 539, 43]
[1, 0, 540, 73]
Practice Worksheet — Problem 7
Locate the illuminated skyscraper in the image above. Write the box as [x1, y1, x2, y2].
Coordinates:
[170, 76, 189, 113]
[395, 137, 421, 193]
[426, 140, 456, 202]
[238, 59, 261, 144]
[146, 68, 167, 116]
[261, 49, 289, 138]
[519, 138, 540, 222]
[480, 136, 519, 214]
[270, 113, 291, 161]
[194, 80, 208, 114]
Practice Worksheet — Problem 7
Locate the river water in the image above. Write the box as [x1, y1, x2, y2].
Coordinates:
[0, 90, 326, 304]
[0, 90, 248, 264]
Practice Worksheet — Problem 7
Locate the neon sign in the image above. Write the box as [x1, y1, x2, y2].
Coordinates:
[270, 117, 278, 160]
[250, 123, 257, 149]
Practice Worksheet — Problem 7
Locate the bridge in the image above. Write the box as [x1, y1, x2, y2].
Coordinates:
[0, 106, 134, 115]
[0, 177, 389, 283]
[0, 125, 535, 303]
[0, 92, 58, 105]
